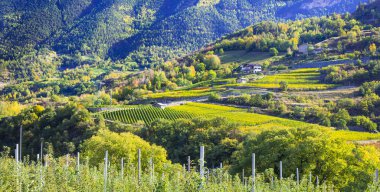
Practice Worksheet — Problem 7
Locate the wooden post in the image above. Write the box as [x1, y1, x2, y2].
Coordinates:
[110, 90, 113, 105]
[15, 144, 19, 163]
[104, 151, 108, 192]
[40, 141, 43, 164]
[44, 155, 47, 167]
[220, 162, 223, 169]
[242, 169, 245, 182]
[187, 156, 191, 172]
[138, 149, 141, 184]
[316, 176, 319, 186]
[309, 172, 312, 184]
[152, 159, 155, 183]
[279, 161, 283, 180]
[77, 152, 80, 172]
[271, 176, 274, 188]
[150, 158, 154, 183]
[200, 146, 205, 178]
[121, 158, 124, 179]
[252, 153, 255, 192]
[19, 126, 22, 162]
[296, 168, 299, 185]
[66, 154, 69, 168]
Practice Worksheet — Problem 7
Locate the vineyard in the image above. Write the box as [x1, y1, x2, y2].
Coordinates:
[145, 88, 224, 99]
[98, 103, 380, 141]
[170, 103, 380, 141]
[224, 68, 337, 90]
[170, 102, 324, 128]
[1, 153, 379, 192]
[100, 105, 193, 125]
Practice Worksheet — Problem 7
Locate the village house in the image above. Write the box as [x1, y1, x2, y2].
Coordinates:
[237, 77, 248, 84]
[298, 43, 309, 55]
[240, 63, 262, 74]
[151, 102, 167, 109]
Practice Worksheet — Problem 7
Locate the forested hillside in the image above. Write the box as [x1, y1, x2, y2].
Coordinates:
[0, 0, 368, 65]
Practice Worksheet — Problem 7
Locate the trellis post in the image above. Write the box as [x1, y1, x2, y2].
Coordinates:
[251, 153, 255, 192]
[104, 151, 108, 192]
[296, 168, 299, 185]
[200, 146, 205, 178]
[138, 149, 141, 184]
[19, 126, 22, 162]
[279, 161, 283, 180]
[121, 158, 124, 179]
[187, 156, 191, 172]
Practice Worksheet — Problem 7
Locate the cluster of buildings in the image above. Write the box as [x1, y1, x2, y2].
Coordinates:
[236, 63, 263, 84]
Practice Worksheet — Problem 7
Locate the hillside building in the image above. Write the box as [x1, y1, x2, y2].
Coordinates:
[240, 63, 262, 74]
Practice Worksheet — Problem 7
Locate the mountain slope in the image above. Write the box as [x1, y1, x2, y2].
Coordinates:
[0, 0, 369, 64]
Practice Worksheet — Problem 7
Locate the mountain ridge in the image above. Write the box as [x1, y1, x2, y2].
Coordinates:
[0, 0, 369, 64]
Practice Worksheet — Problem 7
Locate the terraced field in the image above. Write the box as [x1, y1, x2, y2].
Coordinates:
[99, 103, 380, 141]
[145, 88, 224, 99]
[100, 105, 193, 125]
[171, 102, 323, 128]
[170, 103, 380, 141]
[224, 68, 337, 90]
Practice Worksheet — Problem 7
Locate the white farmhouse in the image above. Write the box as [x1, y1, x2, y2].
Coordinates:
[240, 63, 262, 74]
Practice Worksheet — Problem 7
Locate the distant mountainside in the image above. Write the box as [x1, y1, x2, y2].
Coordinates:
[353, 0, 380, 26]
[0, 0, 369, 64]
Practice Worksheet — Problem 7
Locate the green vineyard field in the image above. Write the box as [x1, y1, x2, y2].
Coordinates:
[100, 105, 194, 125]
[222, 68, 337, 90]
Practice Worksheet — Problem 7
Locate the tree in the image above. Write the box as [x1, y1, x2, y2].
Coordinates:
[286, 47, 293, 57]
[208, 93, 221, 102]
[331, 109, 351, 129]
[369, 43, 377, 56]
[139, 117, 240, 166]
[219, 48, 224, 55]
[279, 81, 288, 91]
[0, 103, 101, 158]
[196, 63, 206, 72]
[207, 70, 217, 80]
[269, 47, 279, 56]
[184, 66, 196, 80]
[82, 129, 170, 172]
[204, 55, 221, 70]
[352, 116, 377, 131]
[337, 41, 343, 53]
[232, 127, 380, 191]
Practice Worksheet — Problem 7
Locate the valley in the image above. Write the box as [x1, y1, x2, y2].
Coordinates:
[0, 0, 380, 191]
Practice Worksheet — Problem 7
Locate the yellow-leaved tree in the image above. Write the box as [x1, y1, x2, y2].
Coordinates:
[369, 43, 377, 56]
[82, 129, 174, 172]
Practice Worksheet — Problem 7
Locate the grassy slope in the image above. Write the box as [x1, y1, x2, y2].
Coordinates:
[219, 51, 282, 65]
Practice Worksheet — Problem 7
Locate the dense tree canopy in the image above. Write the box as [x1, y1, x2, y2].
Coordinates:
[139, 117, 242, 167]
[0, 103, 101, 157]
[82, 129, 172, 172]
[232, 127, 380, 191]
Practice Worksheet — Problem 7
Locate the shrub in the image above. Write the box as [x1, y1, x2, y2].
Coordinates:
[352, 116, 378, 132]
[269, 47, 279, 56]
